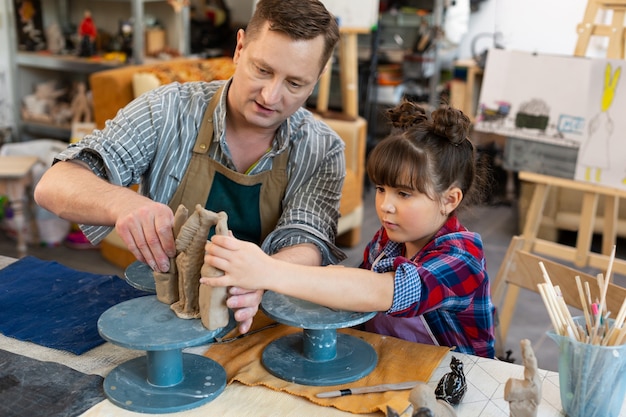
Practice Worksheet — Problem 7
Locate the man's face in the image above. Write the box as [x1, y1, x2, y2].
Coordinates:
[229, 23, 326, 131]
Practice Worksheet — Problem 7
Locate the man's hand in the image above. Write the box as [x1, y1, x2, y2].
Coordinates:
[115, 200, 177, 273]
[225, 286, 264, 334]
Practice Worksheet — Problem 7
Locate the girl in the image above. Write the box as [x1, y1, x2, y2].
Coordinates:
[202, 100, 496, 358]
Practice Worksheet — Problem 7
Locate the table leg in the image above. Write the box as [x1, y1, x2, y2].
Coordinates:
[5, 180, 29, 258]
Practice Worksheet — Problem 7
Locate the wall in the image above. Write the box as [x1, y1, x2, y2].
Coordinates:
[457, 0, 597, 61]
[224, 0, 254, 26]
[0, 0, 14, 132]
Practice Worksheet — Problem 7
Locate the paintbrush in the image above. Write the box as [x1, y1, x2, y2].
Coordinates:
[316, 381, 420, 398]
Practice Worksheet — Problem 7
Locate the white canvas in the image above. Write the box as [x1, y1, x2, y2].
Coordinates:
[475, 48, 626, 190]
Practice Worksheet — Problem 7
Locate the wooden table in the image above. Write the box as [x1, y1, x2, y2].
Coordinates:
[0, 156, 39, 257]
[0, 255, 572, 417]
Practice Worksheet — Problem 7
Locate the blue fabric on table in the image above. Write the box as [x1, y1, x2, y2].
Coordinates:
[0, 256, 146, 354]
[0, 349, 105, 417]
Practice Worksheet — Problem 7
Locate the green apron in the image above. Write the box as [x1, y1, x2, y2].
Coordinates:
[168, 86, 289, 244]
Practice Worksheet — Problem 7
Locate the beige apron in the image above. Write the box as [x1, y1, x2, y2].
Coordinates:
[168, 86, 289, 244]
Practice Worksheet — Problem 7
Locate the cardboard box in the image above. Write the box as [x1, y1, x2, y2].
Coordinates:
[145, 29, 165, 56]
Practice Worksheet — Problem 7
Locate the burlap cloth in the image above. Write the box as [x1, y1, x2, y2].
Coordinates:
[204, 313, 450, 415]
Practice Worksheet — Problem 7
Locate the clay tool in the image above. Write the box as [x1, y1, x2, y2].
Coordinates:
[316, 381, 420, 398]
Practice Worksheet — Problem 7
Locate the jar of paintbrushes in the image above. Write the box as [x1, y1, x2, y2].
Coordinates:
[539, 248, 626, 417]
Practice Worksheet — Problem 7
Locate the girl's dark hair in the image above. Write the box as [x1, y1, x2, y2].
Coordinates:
[246, 0, 340, 74]
[367, 100, 487, 213]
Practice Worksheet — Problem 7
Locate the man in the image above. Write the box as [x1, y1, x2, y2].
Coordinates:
[34, 0, 343, 334]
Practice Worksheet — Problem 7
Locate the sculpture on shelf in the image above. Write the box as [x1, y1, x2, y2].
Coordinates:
[70, 82, 92, 124]
[21, 80, 66, 124]
[504, 339, 542, 417]
[77, 10, 97, 57]
[46, 23, 65, 54]
[153, 204, 230, 330]
[386, 382, 457, 417]
[435, 356, 467, 405]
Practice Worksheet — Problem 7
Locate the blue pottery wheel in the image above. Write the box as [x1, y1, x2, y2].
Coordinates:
[124, 260, 156, 293]
[98, 295, 232, 413]
[260, 291, 377, 386]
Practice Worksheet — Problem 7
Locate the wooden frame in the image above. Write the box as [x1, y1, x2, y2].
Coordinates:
[492, 171, 626, 357]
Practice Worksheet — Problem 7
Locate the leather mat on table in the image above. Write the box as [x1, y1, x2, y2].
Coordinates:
[0, 349, 105, 417]
[204, 313, 451, 415]
[0, 256, 147, 354]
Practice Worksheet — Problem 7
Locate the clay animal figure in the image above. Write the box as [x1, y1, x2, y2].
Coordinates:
[386, 382, 456, 417]
[153, 204, 230, 330]
[70, 82, 92, 124]
[435, 356, 467, 405]
[504, 339, 542, 417]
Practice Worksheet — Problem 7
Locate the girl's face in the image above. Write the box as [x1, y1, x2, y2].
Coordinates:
[374, 184, 449, 258]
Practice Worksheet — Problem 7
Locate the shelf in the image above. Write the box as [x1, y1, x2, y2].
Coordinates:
[16, 52, 124, 73]
[6, 0, 184, 141]
[20, 120, 71, 140]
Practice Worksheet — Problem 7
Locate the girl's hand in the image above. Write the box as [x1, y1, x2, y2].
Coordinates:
[201, 235, 271, 290]
[201, 235, 272, 333]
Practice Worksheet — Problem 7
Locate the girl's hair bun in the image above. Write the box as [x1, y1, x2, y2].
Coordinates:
[387, 100, 428, 129]
[431, 106, 471, 146]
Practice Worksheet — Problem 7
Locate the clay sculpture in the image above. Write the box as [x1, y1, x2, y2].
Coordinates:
[386, 382, 457, 417]
[153, 204, 230, 330]
[153, 204, 188, 304]
[435, 356, 467, 406]
[504, 339, 541, 417]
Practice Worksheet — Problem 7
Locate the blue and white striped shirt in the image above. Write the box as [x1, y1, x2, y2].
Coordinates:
[56, 79, 347, 264]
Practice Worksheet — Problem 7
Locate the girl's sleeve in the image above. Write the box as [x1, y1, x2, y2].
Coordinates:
[388, 232, 487, 316]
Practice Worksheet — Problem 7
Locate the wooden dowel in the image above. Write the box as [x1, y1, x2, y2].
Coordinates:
[538, 283, 561, 334]
[575, 276, 592, 334]
[605, 245, 616, 284]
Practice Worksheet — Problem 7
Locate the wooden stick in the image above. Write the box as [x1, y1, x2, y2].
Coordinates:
[538, 283, 562, 335]
[539, 262, 555, 292]
[584, 281, 593, 308]
[615, 298, 626, 329]
[554, 285, 579, 340]
[604, 298, 626, 345]
[591, 274, 607, 341]
[575, 276, 592, 335]
[614, 326, 626, 346]
[605, 245, 616, 284]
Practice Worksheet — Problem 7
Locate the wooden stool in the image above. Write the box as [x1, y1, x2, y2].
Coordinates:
[316, 30, 364, 119]
[0, 156, 38, 257]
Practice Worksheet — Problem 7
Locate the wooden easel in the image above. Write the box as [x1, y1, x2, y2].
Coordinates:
[493, 0, 626, 358]
[492, 172, 626, 357]
[574, 0, 626, 59]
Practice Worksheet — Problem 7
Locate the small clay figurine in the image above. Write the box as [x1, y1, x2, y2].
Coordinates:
[435, 356, 467, 405]
[70, 82, 92, 123]
[46, 23, 65, 54]
[78, 10, 97, 57]
[504, 339, 542, 417]
[153, 204, 230, 331]
[21, 80, 66, 123]
[386, 382, 457, 417]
